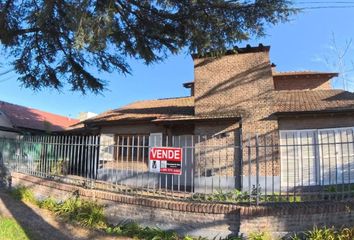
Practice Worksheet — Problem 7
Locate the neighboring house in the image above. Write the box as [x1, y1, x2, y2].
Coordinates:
[0, 101, 79, 137]
[0, 109, 18, 138]
[77, 44, 354, 192]
[78, 112, 97, 121]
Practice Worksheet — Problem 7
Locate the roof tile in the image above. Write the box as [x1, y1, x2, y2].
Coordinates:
[0, 101, 79, 131]
[274, 90, 354, 113]
[86, 96, 194, 123]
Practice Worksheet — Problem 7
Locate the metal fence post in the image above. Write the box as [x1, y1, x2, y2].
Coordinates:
[255, 134, 260, 205]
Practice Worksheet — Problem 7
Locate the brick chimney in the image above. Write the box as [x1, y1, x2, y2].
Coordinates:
[193, 45, 277, 135]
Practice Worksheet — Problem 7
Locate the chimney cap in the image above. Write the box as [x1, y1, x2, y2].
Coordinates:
[191, 44, 270, 59]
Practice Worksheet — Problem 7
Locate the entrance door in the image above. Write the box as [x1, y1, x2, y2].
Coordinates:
[318, 128, 354, 185]
[280, 127, 354, 188]
[280, 130, 319, 188]
[172, 135, 194, 192]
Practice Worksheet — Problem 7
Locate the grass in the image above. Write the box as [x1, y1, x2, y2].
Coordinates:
[0, 217, 31, 240]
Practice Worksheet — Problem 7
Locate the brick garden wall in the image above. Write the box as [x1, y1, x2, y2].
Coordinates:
[10, 172, 354, 239]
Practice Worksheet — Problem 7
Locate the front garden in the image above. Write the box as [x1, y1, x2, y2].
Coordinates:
[1, 186, 353, 240]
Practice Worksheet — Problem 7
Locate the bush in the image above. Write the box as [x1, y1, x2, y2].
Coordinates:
[54, 197, 106, 228]
[9, 186, 37, 204]
[106, 221, 180, 240]
[288, 226, 354, 240]
[339, 227, 354, 239]
[248, 232, 272, 240]
[304, 226, 336, 240]
[38, 197, 59, 211]
[50, 159, 68, 176]
[9, 186, 106, 229]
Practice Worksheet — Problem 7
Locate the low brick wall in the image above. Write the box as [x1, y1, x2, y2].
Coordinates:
[10, 172, 354, 239]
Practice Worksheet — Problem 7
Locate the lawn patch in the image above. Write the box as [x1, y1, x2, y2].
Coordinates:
[0, 217, 31, 240]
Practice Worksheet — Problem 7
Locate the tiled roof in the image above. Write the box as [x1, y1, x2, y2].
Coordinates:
[275, 90, 354, 114]
[85, 89, 354, 125]
[152, 114, 240, 122]
[0, 101, 79, 131]
[86, 96, 195, 123]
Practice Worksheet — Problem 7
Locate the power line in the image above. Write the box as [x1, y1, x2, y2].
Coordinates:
[0, 68, 14, 76]
[291, 1, 354, 10]
[296, 1, 354, 4]
[299, 5, 354, 9]
[0, 75, 16, 83]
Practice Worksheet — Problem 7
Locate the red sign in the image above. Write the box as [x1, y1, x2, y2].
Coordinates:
[149, 147, 183, 175]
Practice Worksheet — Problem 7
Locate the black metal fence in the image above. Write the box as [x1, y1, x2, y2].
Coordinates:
[0, 130, 353, 204]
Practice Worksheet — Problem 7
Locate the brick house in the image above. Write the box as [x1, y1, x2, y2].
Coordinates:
[78, 45, 354, 193]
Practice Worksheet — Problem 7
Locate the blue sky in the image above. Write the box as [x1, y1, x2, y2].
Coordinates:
[0, 1, 353, 118]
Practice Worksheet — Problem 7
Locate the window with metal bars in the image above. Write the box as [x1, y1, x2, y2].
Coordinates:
[280, 127, 354, 188]
[114, 135, 149, 162]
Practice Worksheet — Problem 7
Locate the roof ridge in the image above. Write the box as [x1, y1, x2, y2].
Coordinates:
[118, 96, 193, 109]
[157, 96, 194, 100]
[273, 71, 338, 76]
[276, 89, 346, 93]
[275, 70, 329, 73]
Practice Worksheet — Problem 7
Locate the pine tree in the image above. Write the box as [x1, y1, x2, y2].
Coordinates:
[0, 0, 295, 93]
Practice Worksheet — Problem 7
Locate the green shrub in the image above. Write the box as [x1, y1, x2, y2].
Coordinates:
[304, 226, 337, 240]
[54, 198, 77, 217]
[338, 227, 354, 240]
[75, 200, 106, 228]
[10, 186, 37, 204]
[190, 187, 305, 204]
[248, 232, 272, 240]
[105, 222, 242, 240]
[184, 236, 208, 240]
[217, 236, 243, 240]
[106, 221, 179, 240]
[54, 197, 106, 228]
[191, 189, 249, 203]
[289, 234, 301, 240]
[288, 226, 354, 240]
[38, 197, 59, 211]
[50, 159, 68, 176]
[9, 187, 106, 229]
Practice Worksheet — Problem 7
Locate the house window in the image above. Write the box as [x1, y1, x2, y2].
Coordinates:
[280, 127, 354, 188]
[114, 135, 149, 162]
